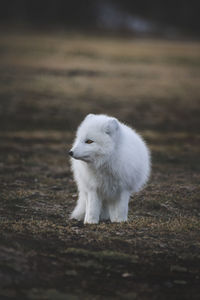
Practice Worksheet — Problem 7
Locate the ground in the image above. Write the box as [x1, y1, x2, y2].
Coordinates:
[0, 31, 200, 300]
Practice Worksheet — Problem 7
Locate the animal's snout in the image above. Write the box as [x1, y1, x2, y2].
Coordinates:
[68, 150, 73, 157]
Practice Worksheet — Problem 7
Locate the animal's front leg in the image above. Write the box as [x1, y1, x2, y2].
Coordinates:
[84, 191, 101, 224]
[70, 191, 86, 221]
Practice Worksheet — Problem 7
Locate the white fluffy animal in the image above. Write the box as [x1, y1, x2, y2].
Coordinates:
[69, 114, 150, 224]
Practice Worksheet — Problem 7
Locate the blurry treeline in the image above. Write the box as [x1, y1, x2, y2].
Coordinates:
[0, 0, 199, 35]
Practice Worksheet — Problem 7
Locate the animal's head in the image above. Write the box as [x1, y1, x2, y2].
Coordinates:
[69, 114, 120, 165]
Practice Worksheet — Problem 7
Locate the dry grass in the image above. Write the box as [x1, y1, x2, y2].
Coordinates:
[0, 30, 200, 299]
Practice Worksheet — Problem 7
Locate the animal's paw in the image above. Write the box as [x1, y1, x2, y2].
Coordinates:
[84, 215, 99, 224]
[110, 216, 128, 223]
[70, 209, 85, 221]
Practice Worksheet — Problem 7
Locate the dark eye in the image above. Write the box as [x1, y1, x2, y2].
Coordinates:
[85, 139, 94, 144]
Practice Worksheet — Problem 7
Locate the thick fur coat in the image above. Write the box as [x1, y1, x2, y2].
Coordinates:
[69, 114, 151, 224]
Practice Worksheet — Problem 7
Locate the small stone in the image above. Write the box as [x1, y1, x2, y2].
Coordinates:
[122, 272, 132, 278]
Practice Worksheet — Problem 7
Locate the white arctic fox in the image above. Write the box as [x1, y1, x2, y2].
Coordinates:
[69, 114, 150, 224]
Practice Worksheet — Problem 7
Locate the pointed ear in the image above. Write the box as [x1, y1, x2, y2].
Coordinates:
[105, 118, 119, 135]
[85, 113, 95, 120]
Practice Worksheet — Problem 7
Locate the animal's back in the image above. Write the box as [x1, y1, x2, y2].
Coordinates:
[113, 123, 150, 192]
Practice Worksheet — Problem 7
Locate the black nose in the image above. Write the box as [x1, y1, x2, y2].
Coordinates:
[68, 150, 73, 157]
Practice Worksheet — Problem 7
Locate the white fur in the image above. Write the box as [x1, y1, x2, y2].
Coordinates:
[69, 114, 151, 224]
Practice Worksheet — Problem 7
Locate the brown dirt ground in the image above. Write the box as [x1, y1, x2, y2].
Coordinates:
[0, 31, 200, 300]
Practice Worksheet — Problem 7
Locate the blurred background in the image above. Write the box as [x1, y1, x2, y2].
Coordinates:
[0, 0, 200, 36]
[0, 0, 200, 131]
